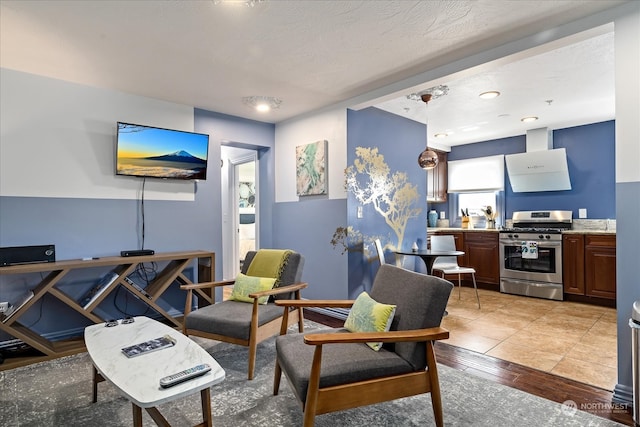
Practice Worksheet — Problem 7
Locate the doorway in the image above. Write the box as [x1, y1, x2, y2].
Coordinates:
[221, 147, 258, 280]
[236, 159, 257, 272]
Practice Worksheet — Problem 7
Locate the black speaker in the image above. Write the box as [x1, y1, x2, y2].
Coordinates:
[0, 245, 56, 267]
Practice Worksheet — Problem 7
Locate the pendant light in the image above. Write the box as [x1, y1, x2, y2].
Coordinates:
[417, 93, 438, 170]
[407, 85, 449, 170]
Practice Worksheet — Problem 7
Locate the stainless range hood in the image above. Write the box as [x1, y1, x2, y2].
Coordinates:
[505, 128, 571, 192]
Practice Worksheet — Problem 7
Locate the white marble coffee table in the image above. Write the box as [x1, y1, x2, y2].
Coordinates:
[85, 316, 225, 427]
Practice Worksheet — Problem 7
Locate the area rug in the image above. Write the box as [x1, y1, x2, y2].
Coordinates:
[0, 321, 623, 427]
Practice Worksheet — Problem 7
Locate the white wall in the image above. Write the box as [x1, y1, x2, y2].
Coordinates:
[1, 69, 197, 201]
[614, 7, 640, 184]
[274, 108, 347, 202]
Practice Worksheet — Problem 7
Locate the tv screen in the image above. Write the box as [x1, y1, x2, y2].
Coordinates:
[116, 122, 209, 180]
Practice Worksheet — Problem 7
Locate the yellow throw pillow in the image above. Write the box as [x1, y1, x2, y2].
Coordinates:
[229, 273, 276, 304]
[344, 291, 396, 351]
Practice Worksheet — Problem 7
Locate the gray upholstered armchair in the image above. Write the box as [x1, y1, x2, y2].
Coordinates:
[273, 264, 453, 427]
[181, 250, 306, 380]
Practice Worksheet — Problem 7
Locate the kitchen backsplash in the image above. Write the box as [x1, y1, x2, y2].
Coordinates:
[572, 219, 616, 232]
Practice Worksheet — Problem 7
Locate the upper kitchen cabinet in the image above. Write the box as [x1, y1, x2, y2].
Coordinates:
[426, 150, 447, 202]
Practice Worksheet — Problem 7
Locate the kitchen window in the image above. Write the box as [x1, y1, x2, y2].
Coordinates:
[451, 191, 504, 227]
[447, 154, 505, 227]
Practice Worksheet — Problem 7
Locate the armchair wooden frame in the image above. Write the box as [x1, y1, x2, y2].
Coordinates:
[273, 299, 450, 427]
[181, 280, 307, 380]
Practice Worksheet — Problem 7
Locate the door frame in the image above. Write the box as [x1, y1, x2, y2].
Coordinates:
[227, 152, 258, 278]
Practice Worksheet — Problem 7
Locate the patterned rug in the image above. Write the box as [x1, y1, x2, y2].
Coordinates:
[0, 321, 624, 426]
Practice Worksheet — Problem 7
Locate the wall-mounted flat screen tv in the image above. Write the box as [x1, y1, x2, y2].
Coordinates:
[116, 122, 209, 180]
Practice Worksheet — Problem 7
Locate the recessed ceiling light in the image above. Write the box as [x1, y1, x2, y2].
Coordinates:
[242, 96, 282, 112]
[479, 91, 500, 99]
[434, 133, 448, 138]
[521, 116, 539, 123]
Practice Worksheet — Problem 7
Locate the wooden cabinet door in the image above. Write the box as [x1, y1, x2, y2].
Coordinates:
[562, 234, 585, 295]
[426, 151, 447, 202]
[585, 235, 616, 300]
[464, 232, 499, 284]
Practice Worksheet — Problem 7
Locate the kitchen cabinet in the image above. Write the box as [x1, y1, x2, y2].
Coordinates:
[429, 230, 499, 287]
[562, 233, 616, 302]
[463, 232, 500, 285]
[562, 234, 585, 295]
[585, 234, 616, 300]
[426, 150, 447, 202]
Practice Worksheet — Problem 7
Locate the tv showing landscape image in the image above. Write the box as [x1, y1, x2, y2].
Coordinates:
[116, 122, 209, 180]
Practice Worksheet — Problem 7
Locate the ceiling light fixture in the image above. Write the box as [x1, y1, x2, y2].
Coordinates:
[213, 0, 265, 7]
[434, 133, 448, 138]
[479, 91, 500, 99]
[242, 96, 282, 112]
[521, 116, 539, 123]
[408, 85, 449, 170]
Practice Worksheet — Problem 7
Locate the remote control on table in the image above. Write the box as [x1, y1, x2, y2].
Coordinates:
[159, 364, 211, 388]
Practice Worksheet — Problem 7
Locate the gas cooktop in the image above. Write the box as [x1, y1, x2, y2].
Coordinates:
[500, 227, 566, 234]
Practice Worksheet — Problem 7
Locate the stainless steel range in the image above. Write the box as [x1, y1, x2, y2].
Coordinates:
[499, 210, 572, 301]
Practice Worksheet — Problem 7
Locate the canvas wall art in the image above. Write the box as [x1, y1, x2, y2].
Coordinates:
[296, 140, 327, 196]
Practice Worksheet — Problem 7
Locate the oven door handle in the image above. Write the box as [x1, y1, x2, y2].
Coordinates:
[500, 240, 562, 247]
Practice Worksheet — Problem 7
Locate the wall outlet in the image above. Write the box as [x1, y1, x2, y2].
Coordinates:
[579, 208, 587, 219]
[357, 206, 363, 219]
[0, 301, 9, 313]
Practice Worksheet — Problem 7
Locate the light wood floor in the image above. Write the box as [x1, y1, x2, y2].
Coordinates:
[442, 287, 618, 390]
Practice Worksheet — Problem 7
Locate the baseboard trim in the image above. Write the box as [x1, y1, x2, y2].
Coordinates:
[612, 383, 634, 406]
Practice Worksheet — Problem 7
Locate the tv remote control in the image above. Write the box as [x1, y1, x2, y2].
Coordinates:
[159, 364, 211, 388]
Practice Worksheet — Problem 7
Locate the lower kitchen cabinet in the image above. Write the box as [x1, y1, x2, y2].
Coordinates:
[464, 232, 500, 285]
[429, 230, 499, 287]
[585, 234, 616, 300]
[563, 234, 585, 295]
[563, 233, 616, 301]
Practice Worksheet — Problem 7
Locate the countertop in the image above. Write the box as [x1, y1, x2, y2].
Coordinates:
[429, 219, 615, 234]
[428, 227, 615, 235]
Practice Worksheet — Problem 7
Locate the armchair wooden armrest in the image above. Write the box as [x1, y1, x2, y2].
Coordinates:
[303, 327, 449, 346]
[180, 279, 235, 291]
[182, 279, 236, 321]
[248, 282, 308, 299]
[274, 299, 356, 309]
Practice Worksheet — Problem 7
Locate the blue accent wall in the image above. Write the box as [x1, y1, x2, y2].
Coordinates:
[446, 121, 616, 219]
[346, 107, 428, 297]
[272, 199, 348, 299]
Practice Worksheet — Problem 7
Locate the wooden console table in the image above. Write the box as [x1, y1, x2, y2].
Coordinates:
[0, 250, 214, 370]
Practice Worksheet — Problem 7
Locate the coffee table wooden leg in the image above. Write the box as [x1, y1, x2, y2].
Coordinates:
[92, 366, 104, 403]
[145, 407, 171, 427]
[132, 403, 143, 427]
[200, 388, 212, 427]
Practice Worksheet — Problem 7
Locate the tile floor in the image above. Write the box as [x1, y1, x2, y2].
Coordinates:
[441, 286, 618, 391]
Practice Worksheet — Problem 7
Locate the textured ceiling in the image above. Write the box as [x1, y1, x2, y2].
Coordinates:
[0, 0, 623, 146]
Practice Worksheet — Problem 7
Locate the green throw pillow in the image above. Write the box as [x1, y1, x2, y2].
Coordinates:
[344, 291, 396, 351]
[229, 273, 276, 304]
